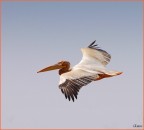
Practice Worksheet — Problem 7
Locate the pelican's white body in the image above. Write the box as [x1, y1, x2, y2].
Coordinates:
[59, 48, 120, 85]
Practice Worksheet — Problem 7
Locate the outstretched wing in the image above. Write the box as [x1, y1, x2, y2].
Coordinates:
[59, 75, 96, 102]
[76, 40, 111, 68]
[87, 40, 111, 65]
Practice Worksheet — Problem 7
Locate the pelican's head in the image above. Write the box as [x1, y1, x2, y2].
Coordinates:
[37, 61, 70, 74]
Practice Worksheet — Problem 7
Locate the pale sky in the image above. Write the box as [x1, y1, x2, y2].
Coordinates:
[2, 2, 142, 128]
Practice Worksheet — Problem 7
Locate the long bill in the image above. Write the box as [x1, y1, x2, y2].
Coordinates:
[37, 63, 65, 73]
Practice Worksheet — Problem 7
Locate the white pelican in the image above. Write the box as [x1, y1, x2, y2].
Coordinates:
[37, 40, 122, 102]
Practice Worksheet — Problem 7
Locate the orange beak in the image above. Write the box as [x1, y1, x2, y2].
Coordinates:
[37, 63, 65, 73]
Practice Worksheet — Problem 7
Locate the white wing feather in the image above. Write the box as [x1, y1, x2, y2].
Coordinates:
[73, 45, 111, 73]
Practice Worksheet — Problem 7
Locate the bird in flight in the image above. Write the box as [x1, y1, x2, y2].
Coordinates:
[37, 40, 122, 102]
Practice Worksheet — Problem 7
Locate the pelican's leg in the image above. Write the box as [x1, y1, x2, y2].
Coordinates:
[95, 71, 122, 81]
[95, 74, 111, 81]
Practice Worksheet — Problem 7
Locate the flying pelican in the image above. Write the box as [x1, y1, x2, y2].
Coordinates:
[37, 40, 122, 102]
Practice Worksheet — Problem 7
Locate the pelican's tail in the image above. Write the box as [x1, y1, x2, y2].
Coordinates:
[95, 70, 123, 81]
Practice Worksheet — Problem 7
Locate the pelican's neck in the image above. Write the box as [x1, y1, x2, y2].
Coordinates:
[59, 68, 71, 75]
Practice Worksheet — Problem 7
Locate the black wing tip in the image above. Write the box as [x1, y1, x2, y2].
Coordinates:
[64, 95, 76, 102]
[66, 94, 77, 102]
[88, 40, 99, 48]
[60, 88, 78, 102]
[59, 81, 79, 102]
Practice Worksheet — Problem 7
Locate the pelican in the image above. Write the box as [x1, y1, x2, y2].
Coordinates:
[37, 40, 122, 102]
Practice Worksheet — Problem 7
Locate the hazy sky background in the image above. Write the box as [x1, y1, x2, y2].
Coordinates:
[2, 2, 142, 128]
